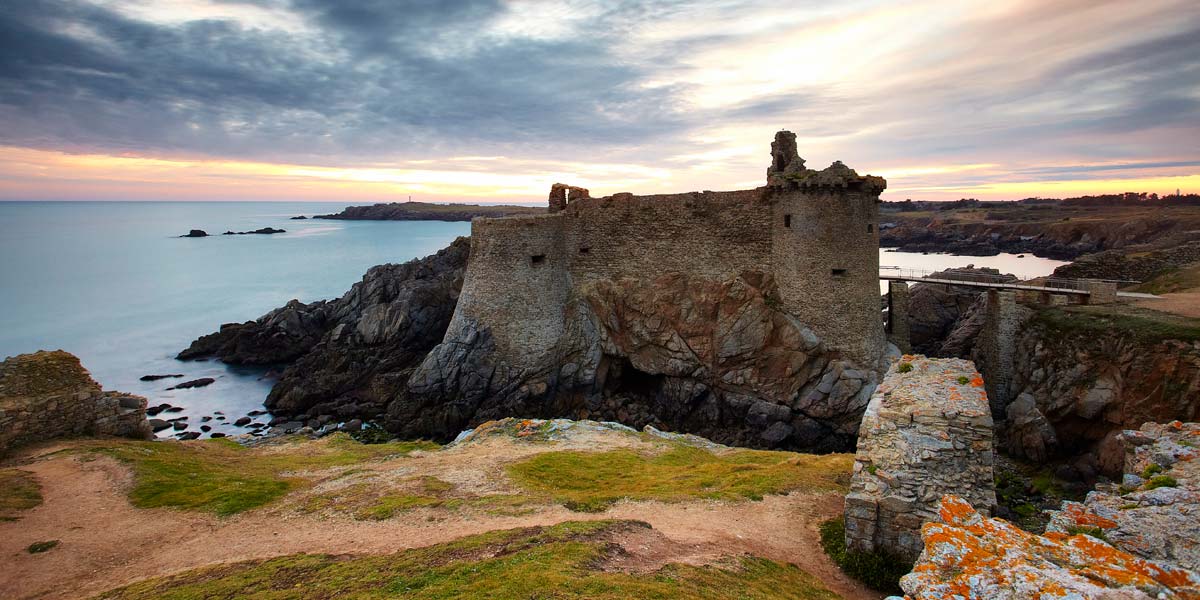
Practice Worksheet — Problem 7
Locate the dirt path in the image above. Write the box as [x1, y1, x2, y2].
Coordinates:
[0, 448, 879, 600]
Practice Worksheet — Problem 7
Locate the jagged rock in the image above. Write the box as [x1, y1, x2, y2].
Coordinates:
[904, 267, 1016, 357]
[899, 495, 1200, 599]
[394, 271, 877, 451]
[1001, 314, 1200, 468]
[0, 350, 152, 453]
[1044, 421, 1200, 572]
[178, 237, 470, 421]
[180, 230, 207, 238]
[139, 374, 183, 381]
[166, 378, 214, 390]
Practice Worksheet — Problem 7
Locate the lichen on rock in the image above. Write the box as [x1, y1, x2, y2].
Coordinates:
[897, 495, 1200, 600]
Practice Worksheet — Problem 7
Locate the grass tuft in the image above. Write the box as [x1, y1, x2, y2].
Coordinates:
[1147, 475, 1178, 490]
[0, 468, 42, 521]
[818, 517, 911, 593]
[507, 444, 852, 512]
[93, 520, 841, 600]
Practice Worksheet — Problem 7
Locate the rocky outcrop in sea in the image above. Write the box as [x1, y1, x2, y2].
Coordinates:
[179, 237, 471, 421]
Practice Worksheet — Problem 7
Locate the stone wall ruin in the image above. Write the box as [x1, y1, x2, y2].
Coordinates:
[844, 355, 996, 561]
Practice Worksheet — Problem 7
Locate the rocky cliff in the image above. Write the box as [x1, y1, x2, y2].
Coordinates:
[880, 204, 1200, 260]
[184, 249, 885, 450]
[178, 237, 471, 419]
[395, 271, 881, 451]
[999, 307, 1200, 476]
[0, 350, 151, 454]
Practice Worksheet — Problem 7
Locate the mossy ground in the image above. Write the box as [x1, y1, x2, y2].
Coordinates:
[81, 434, 437, 516]
[0, 468, 43, 521]
[1032, 304, 1200, 343]
[818, 517, 911, 594]
[507, 444, 852, 512]
[93, 520, 840, 600]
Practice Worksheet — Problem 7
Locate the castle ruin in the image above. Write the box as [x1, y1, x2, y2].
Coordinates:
[446, 131, 888, 368]
[401, 131, 891, 451]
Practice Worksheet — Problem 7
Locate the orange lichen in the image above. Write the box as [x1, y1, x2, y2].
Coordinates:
[970, 376, 984, 388]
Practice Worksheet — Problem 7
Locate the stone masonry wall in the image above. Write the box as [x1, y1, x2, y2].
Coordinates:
[844, 355, 996, 562]
[0, 350, 151, 455]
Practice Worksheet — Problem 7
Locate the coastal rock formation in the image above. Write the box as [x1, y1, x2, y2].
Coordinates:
[388, 132, 889, 451]
[393, 271, 878, 451]
[903, 267, 1016, 356]
[879, 204, 1200, 260]
[898, 495, 1200, 599]
[845, 356, 995, 562]
[184, 133, 892, 450]
[999, 310, 1200, 471]
[0, 350, 151, 454]
[1053, 240, 1200, 283]
[179, 237, 471, 417]
[315, 201, 541, 221]
[1045, 421, 1200, 571]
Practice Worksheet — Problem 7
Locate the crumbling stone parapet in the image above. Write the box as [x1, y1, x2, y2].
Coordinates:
[547, 183, 590, 213]
[845, 356, 996, 562]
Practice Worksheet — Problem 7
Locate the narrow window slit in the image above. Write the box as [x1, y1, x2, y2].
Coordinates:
[531, 254, 546, 266]
[831, 268, 847, 277]
[783, 214, 792, 228]
[867, 224, 874, 233]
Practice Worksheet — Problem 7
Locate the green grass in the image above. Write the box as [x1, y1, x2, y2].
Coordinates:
[1147, 475, 1178, 490]
[0, 468, 42, 521]
[507, 445, 852, 512]
[1032, 305, 1200, 343]
[1065, 525, 1109, 542]
[84, 434, 438, 516]
[1142, 464, 1164, 479]
[93, 520, 840, 600]
[27, 540, 59, 554]
[897, 362, 913, 373]
[818, 517, 911, 594]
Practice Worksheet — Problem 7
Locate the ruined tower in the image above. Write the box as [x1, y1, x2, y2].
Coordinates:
[767, 130, 887, 366]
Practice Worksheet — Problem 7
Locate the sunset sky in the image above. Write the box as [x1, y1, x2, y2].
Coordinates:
[2, 0, 1198, 202]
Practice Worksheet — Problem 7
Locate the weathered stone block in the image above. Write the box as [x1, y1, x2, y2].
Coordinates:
[845, 355, 995, 562]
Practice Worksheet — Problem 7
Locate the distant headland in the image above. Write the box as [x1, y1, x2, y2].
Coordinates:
[314, 201, 541, 222]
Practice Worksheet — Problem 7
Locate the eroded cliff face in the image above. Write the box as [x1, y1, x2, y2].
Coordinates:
[178, 237, 471, 419]
[394, 271, 880, 451]
[1000, 314, 1200, 475]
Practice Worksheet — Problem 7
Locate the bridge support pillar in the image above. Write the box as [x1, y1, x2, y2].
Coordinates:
[1081, 280, 1118, 305]
[886, 281, 911, 353]
[979, 290, 1022, 415]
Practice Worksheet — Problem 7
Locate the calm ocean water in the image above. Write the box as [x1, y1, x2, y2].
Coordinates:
[0, 201, 1066, 437]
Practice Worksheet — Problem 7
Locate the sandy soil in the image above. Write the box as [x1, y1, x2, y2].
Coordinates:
[0, 436, 880, 600]
[1134, 291, 1200, 318]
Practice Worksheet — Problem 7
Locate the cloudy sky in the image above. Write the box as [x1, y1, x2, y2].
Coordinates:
[1, 0, 1198, 202]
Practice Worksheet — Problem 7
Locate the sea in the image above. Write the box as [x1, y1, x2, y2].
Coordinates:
[0, 201, 1067, 437]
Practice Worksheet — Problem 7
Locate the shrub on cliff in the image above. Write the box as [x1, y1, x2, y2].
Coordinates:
[818, 516, 910, 593]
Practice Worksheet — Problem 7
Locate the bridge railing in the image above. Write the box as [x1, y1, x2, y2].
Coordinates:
[879, 266, 1091, 291]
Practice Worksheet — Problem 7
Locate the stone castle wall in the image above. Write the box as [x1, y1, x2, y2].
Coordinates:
[445, 131, 889, 369]
[844, 355, 996, 561]
[0, 350, 152, 455]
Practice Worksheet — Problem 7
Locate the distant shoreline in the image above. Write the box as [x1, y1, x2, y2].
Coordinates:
[313, 201, 541, 222]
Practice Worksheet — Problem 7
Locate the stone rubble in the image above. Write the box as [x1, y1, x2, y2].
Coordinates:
[0, 350, 152, 454]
